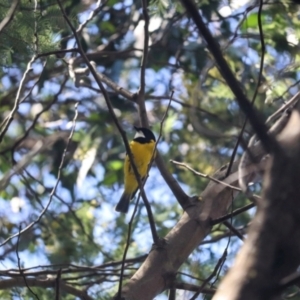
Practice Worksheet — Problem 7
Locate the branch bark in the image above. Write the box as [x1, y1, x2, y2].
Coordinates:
[114, 116, 283, 299]
[213, 101, 300, 300]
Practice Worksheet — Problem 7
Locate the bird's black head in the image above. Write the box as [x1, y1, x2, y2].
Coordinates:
[133, 126, 156, 143]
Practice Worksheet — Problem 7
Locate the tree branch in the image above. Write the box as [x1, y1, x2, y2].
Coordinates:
[180, 0, 277, 153]
[0, 0, 19, 34]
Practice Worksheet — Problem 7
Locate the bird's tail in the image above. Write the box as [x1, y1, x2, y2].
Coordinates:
[115, 192, 131, 213]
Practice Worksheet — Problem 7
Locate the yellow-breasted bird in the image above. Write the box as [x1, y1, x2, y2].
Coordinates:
[115, 126, 156, 213]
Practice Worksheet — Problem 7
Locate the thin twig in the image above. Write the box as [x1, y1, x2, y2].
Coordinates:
[142, 91, 174, 240]
[0, 55, 37, 144]
[117, 195, 141, 299]
[137, 0, 150, 124]
[212, 203, 255, 225]
[223, 221, 244, 241]
[16, 225, 40, 300]
[189, 251, 227, 300]
[0, 103, 79, 247]
[170, 160, 241, 192]
[76, 0, 106, 35]
[36, 48, 80, 58]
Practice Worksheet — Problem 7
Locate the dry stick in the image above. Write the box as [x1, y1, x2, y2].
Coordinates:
[170, 160, 248, 240]
[16, 225, 40, 300]
[0, 103, 79, 247]
[180, 0, 276, 154]
[170, 160, 241, 193]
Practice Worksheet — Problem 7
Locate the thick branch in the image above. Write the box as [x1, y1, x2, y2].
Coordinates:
[213, 102, 300, 300]
[115, 131, 273, 299]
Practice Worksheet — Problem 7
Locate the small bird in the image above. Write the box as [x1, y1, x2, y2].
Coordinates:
[115, 126, 156, 213]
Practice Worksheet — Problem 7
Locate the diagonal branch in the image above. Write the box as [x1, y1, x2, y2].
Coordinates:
[0, 0, 19, 34]
[180, 0, 277, 154]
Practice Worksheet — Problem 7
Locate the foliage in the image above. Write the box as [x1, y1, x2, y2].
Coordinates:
[1, 0, 300, 299]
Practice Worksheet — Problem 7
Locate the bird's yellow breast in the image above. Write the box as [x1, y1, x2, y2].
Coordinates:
[124, 140, 156, 194]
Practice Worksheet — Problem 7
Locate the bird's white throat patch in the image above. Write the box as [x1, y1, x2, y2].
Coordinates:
[134, 131, 145, 139]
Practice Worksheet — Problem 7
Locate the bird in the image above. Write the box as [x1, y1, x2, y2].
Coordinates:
[115, 126, 156, 213]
